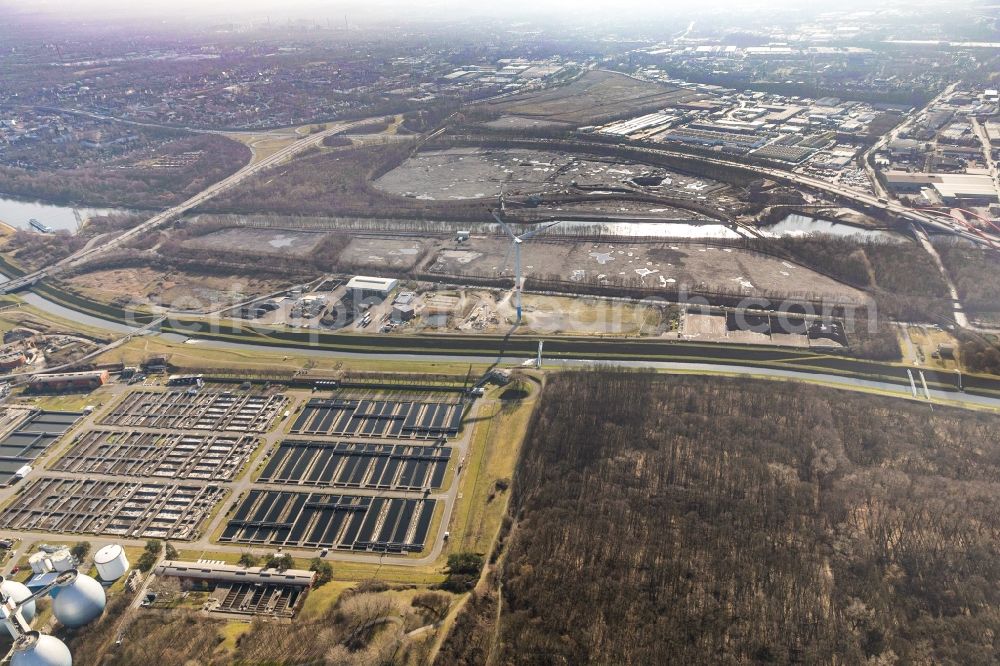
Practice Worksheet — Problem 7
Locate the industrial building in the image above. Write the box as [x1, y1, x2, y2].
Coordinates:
[26, 370, 109, 394]
[154, 560, 315, 618]
[346, 276, 398, 302]
[392, 304, 416, 322]
[0, 351, 27, 371]
[884, 171, 999, 204]
[155, 560, 315, 587]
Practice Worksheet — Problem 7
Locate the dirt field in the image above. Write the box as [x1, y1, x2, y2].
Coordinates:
[427, 238, 866, 303]
[394, 289, 670, 336]
[683, 312, 817, 347]
[480, 70, 710, 127]
[337, 236, 430, 271]
[184, 228, 326, 255]
[483, 116, 571, 131]
[373, 147, 729, 204]
[515, 294, 668, 335]
[67, 266, 291, 311]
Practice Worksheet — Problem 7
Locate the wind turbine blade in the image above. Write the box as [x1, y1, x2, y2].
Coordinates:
[519, 220, 561, 240]
[491, 210, 517, 239]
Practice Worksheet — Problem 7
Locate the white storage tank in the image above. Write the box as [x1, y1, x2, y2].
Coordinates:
[93, 544, 129, 582]
[48, 550, 73, 573]
[28, 552, 52, 576]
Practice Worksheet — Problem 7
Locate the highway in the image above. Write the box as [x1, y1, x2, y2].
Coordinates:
[6, 272, 1000, 404]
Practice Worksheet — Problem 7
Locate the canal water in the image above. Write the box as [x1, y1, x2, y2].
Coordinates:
[762, 214, 906, 242]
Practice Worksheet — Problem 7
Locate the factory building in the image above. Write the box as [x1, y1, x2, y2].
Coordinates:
[27, 370, 109, 394]
[154, 560, 316, 618]
[346, 276, 399, 302]
[155, 561, 316, 587]
[884, 172, 999, 204]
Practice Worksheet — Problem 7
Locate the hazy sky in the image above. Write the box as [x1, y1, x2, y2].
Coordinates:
[3, 0, 872, 22]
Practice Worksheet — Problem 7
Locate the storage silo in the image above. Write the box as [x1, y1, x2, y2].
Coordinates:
[48, 550, 74, 573]
[28, 552, 52, 575]
[93, 544, 129, 582]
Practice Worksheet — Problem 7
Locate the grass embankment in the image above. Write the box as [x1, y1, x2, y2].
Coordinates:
[453, 382, 537, 555]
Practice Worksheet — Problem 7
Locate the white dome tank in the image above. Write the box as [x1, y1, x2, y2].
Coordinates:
[1, 579, 36, 638]
[93, 544, 128, 582]
[11, 632, 72, 666]
[52, 574, 105, 628]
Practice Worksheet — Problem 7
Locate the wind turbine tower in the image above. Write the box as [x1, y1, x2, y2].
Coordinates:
[491, 193, 560, 325]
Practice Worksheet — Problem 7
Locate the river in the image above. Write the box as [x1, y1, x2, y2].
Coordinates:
[0, 195, 128, 233]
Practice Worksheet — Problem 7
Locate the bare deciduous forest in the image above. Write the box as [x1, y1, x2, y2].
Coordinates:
[0, 135, 249, 209]
[200, 144, 489, 221]
[441, 372, 1000, 665]
[937, 242, 1000, 322]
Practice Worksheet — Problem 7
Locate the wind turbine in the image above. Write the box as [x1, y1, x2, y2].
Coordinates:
[491, 192, 560, 324]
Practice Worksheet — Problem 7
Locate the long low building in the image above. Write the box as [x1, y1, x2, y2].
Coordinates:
[155, 560, 316, 618]
[27, 370, 109, 393]
[155, 560, 316, 587]
[884, 171, 998, 204]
